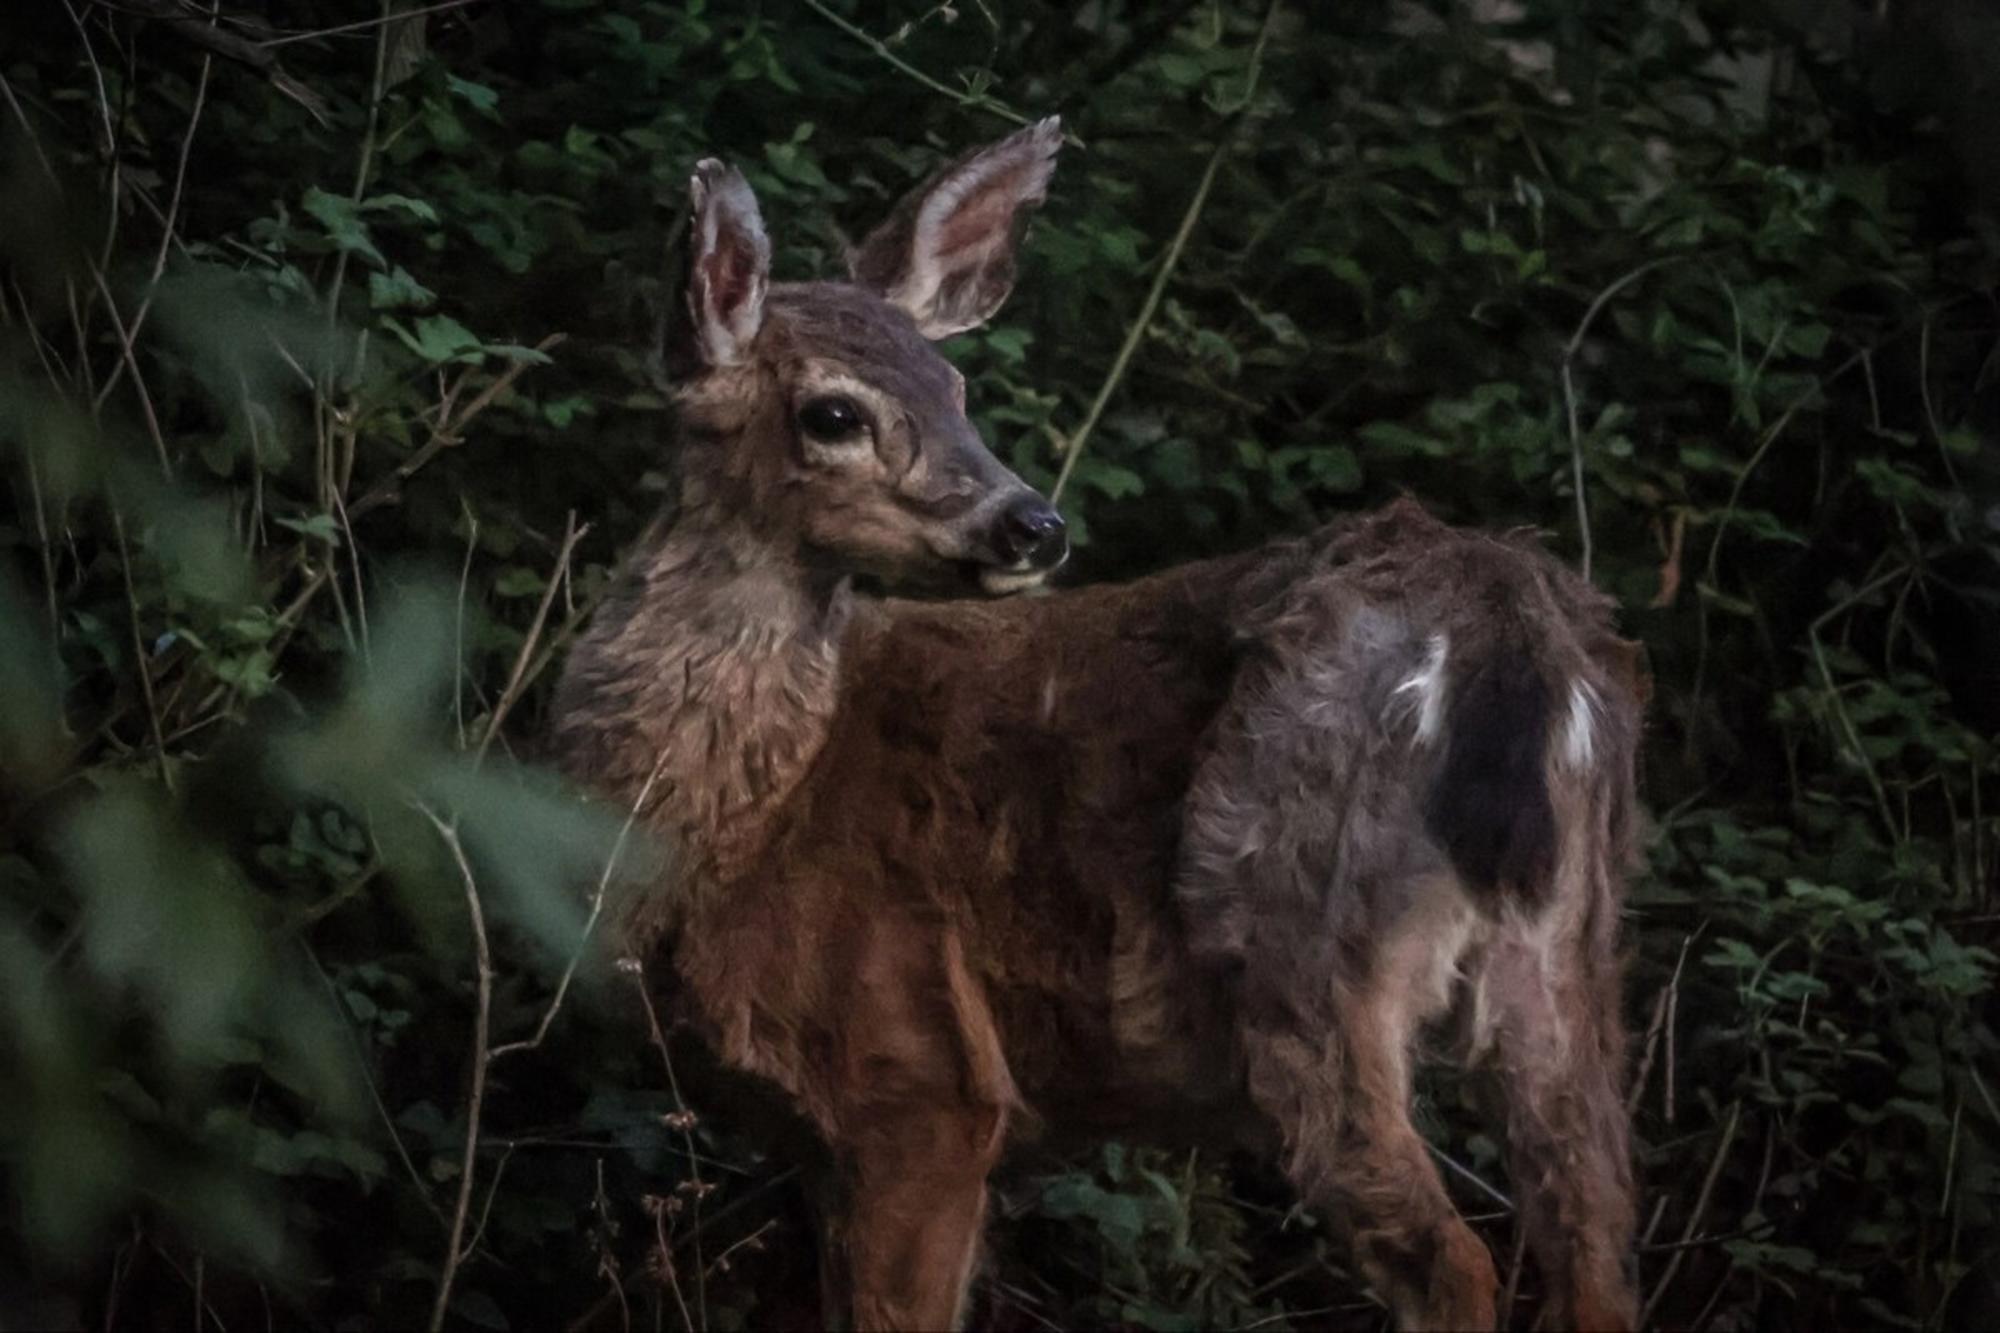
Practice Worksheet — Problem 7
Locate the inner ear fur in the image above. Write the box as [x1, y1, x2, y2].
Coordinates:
[848, 117, 1063, 340]
[687, 158, 770, 367]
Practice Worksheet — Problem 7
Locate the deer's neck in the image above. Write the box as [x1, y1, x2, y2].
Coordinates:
[558, 505, 847, 891]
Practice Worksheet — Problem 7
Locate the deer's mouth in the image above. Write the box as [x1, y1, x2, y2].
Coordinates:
[974, 562, 1055, 596]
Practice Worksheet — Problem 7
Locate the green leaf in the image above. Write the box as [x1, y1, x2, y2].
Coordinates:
[301, 187, 385, 267]
[275, 513, 342, 544]
[368, 266, 437, 312]
[384, 314, 485, 364]
[361, 193, 440, 224]
[446, 74, 501, 117]
[1081, 463, 1146, 500]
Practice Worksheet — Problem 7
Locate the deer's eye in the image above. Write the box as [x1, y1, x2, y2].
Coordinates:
[797, 395, 868, 443]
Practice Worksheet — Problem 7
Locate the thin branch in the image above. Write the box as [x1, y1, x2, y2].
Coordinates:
[1497, 1227, 1530, 1327]
[474, 511, 587, 764]
[325, 0, 395, 335]
[98, 0, 331, 123]
[303, 942, 446, 1228]
[630, 962, 708, 1333]
[488, 748, 671, 1062]
[1427, 1142, 1513, 1212]
[110, 505, 172, 789]
[1559, 256, 1678, 580]
[92, 19, 216, 415]
[511, 584, 612, 724]
[1050, 0, 1282, 505]
[455, 500, 478, 750]
[799, 0, 1051, 136]
[347, 333, 567, 522]
[462, 1140, 518, 1261]
[1627, 925, 1700, 1116]
[84, 261, 174, 474]
[1807, 566, 1914, 840]
[419, 805, 497, 1333]
[1639, 1102, 1743, 1328]
[260, 0, 486, 48]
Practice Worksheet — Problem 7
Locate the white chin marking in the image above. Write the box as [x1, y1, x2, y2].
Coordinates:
[978, 566, 1049, 596]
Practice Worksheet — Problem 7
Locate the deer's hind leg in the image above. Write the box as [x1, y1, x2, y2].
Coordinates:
[1235, 883, 1499, 1332]
[1475, 906, 1638, 1331]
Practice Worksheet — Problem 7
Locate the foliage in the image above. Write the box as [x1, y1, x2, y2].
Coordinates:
[2, 0, 1997, 1328]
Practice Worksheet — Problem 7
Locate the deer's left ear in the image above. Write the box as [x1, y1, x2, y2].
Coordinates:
[848, 117, 1062, 340]
[687, 159, 770, 367]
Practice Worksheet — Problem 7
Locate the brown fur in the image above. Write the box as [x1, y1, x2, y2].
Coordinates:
[553, 128, 1642, 1332]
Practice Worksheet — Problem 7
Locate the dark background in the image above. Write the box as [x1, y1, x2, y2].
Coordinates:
[1, 1, 1996, 1328]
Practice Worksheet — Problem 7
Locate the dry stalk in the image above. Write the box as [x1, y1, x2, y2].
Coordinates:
[1639, 1101, 1743, 1328]
[474, 510, 587, 764]
[1049, 0, 1284, 505]
[418, 805, 497, 1333]
[488, 747, 671, 1061]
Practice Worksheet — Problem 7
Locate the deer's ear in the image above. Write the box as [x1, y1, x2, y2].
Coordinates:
[686, 159, 770, 367]
[849, 117, 1062, 340]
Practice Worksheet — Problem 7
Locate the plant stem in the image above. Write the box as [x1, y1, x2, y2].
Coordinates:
[1050, 0, 1282, 506]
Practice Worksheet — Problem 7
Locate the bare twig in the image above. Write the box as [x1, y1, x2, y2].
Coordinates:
[1427, 1142, 1513, 1212]
[325, 0, 395, 339]
[1639, 1102, 1743, 1328]
[88, 263, 173, 474]
[1808, 565, 1914, 840]
[110, 505, 172, 789]
[488, 747, 671, 1060]
[99, 0, 331, 123]
[455, 500, 479, 749]
[1050, 0, 1282, 505]
[303, 942, 446, 1227]
[1626, 986, 1671, 1117]
[474, 511, 587, 764]
[644, 1190, 697, 1333]
[513, 584, 612, 721]
[419, 806, 497, 1333]
[333, 486, 371, 662]
[1497, 1227, 1530, 1327]
[1628, 926, 1700, 1116]
[462, 1139, 518, 1261]
[89, 0, 216, 415]
[1560, 256, 1678, 580]
[347, 333, 567, 521]
[630, 962, 707, 1332]
[260, 0, 486, 48]
[703, 1218, 776, 1280]
[22, 447, 62, 649]
[799, 0, 1052, 136]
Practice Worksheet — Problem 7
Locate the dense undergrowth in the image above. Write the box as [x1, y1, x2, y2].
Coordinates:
[1, 1, 1996, 1329]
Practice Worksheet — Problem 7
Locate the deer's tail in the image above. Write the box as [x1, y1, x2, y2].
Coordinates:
[1417, 642, 1562, 904]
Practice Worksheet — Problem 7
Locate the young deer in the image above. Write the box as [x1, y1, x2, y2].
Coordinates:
[553, 120, 1645, 1332]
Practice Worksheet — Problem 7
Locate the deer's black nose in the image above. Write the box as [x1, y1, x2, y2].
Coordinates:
[994, 495, 1068, 570]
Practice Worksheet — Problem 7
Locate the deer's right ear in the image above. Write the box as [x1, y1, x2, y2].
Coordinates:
[686, 160, 770, 367]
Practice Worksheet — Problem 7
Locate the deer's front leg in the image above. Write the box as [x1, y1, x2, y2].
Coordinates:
[823, 921, 1014, 1331]
[834, 1101, 1004, 1331]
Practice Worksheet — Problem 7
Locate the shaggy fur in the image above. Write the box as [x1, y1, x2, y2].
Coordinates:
[553, 127, 1645, 1332]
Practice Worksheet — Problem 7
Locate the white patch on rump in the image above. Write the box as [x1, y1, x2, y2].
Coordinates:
[1394, 633, 1451, 743]
[1562, 679, 1600, 771]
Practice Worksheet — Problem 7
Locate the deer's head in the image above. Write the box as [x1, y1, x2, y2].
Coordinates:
[671, 120, 1069, 595]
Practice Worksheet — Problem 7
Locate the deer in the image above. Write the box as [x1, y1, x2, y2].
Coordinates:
[551, 118, 1646, 1332]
